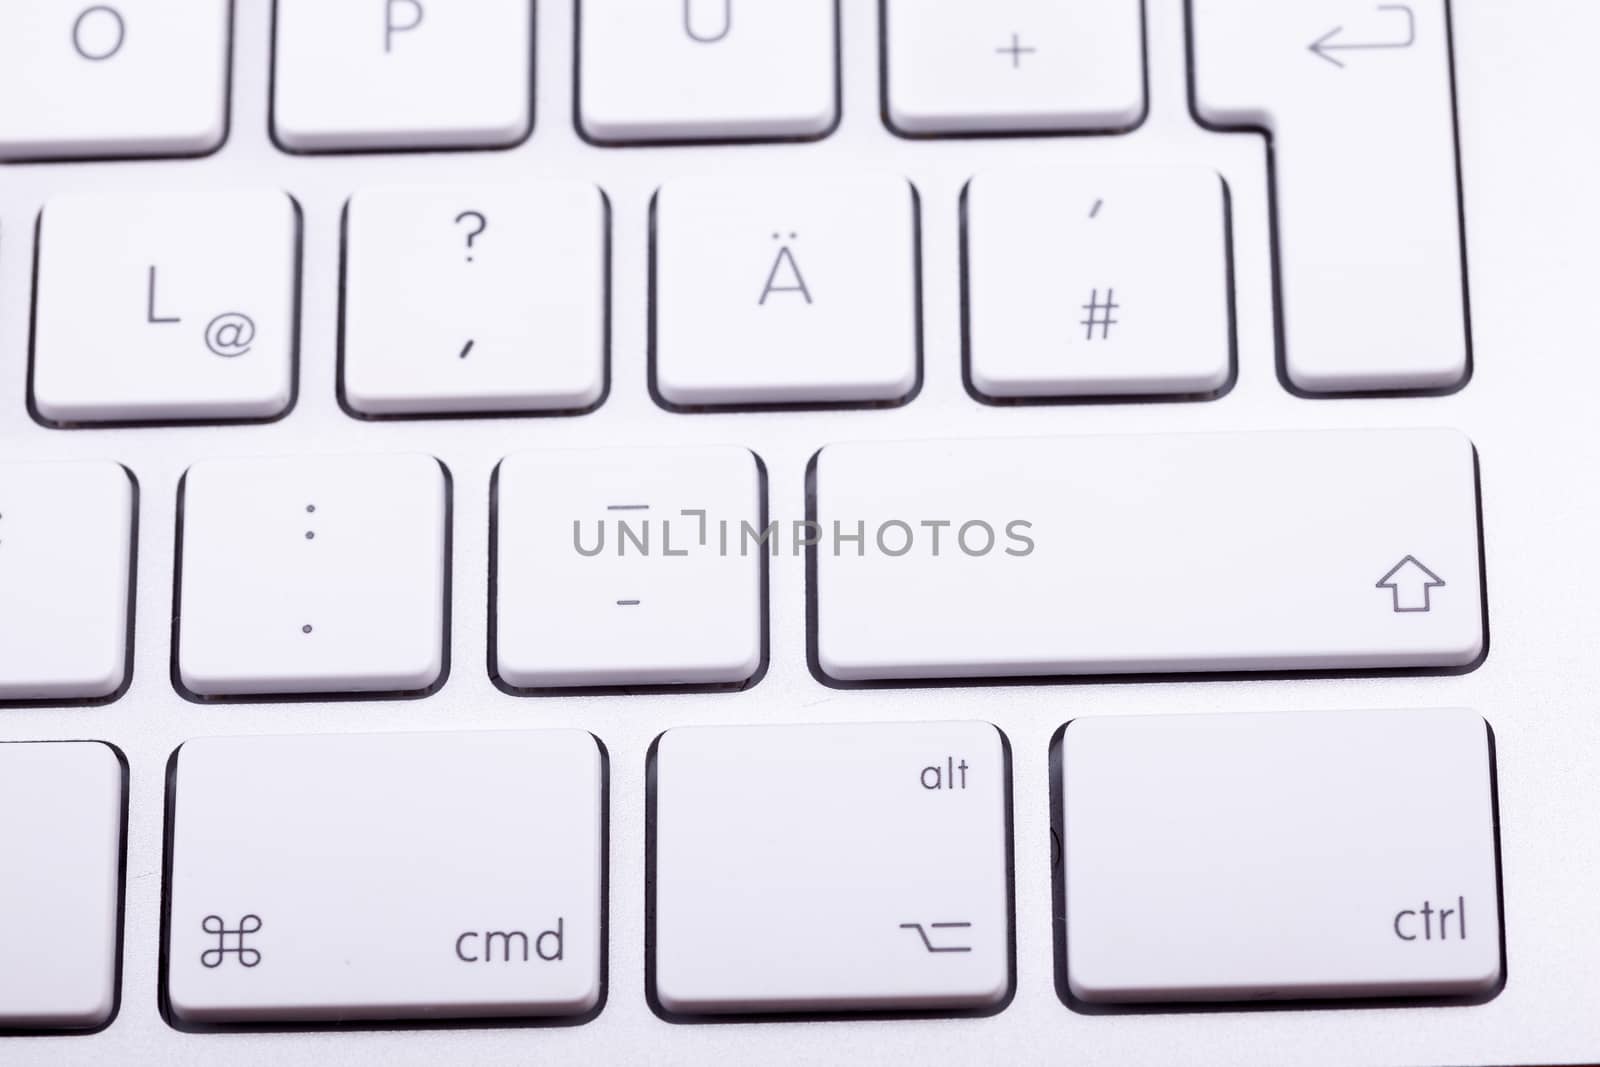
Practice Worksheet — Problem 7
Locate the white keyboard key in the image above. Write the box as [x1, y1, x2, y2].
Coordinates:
[164, 730, 603, 1024]
[885, 0, 1144, 135]
[814, 429, 1483, 681]
[580, 0, 836, 143]
[177, 454, 448, 698]
[495, 446, 763, 689]
[343, 182, 608, 416]
[32, 189, 298, 425]
[273, 0, 532, 152]
[966, 165, 1232, 399]
[0, 742, 125, 1030]
[0, 461, 134, 702]
[654, 174, 919, 408]
[0, 0, 229, 160]
[1063, 708, 1502, 1003]
[1192, 0, 1466, 393]
[653, 721, 1010, 1015]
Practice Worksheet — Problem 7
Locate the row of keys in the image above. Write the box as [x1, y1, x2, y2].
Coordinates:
[0, 0, 1142, 158]
[0, 429, 1484, 703]
[1, 711, 1503, 1030]
[28, 174, 1226, 423]
[24, 164, 1455, 425]
[2, 3, 1468, 394]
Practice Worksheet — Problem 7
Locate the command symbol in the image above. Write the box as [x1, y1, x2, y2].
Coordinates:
[201, 913, 263, 968]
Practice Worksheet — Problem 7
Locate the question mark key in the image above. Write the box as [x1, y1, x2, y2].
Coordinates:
[342, 183, 606, 416]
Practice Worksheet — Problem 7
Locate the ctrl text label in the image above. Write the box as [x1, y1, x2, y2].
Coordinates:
[455, 918, 566, 963]
[1393, 897, 1472, 942]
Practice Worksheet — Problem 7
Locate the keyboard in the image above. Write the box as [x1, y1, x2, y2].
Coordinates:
[1, 0, 1596, 1063]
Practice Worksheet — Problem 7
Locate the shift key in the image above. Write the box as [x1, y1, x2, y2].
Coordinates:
[813, 428, 1484, 682]
[164, 730, 604, 1024]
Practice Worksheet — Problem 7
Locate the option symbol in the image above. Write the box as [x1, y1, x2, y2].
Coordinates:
[899, 920, 973, 953]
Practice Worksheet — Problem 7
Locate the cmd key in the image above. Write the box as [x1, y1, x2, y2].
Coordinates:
[812, 429, 1483, 682]
[1191, 0, 1467, 393]
[164, 730, 604, 1024]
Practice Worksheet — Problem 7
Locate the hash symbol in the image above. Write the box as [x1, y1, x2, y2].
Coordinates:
[201, 914, 262, 968]
[1080, 288, 1119, 341]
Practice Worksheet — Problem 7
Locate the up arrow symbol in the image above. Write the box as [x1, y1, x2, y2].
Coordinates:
[1376, 555, 1445, 613]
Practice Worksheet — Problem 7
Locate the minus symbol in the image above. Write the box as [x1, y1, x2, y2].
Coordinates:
[616, 599, 641, 606]
[607, 504, 649, 511]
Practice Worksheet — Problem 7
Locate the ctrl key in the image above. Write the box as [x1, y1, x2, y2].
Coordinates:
[163, 730, 604, 1025]
[1061, 708, 1503, 1006]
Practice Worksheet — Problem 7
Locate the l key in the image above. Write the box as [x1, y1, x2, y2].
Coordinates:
[1191, 1, 1468, 393]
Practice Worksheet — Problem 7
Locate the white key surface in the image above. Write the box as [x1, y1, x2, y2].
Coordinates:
[965, 165, 1233, 399]
[32, 189, 298, 424]
[1062, 708, 1502, 1003]
[0, 461, 134, 702]
[0, 741, 124, 1029]
[885, 0, 1145, 135]
[164, 729, 603, 1023]
[653, 173, 919, 407]
[495, 445, 763, 689]
[177, 453, 448, 697]
[653, 720, 1010, 1014]
[814, 429, 1483, 681]
[0, 0, 229, 160]
[342, 182, 608, 416]
[1192, 0, 1466, 393]
[579, 0, 837, 143]
[273, 0, 532, 152]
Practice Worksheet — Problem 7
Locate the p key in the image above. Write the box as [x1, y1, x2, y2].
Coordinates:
[1191, 0, 1468, 393]
[273, 0, 532, 151]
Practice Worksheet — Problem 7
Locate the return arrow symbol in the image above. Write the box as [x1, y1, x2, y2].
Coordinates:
[1376, 555, 1445, 613]
[1309, 4, 1415, 68]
